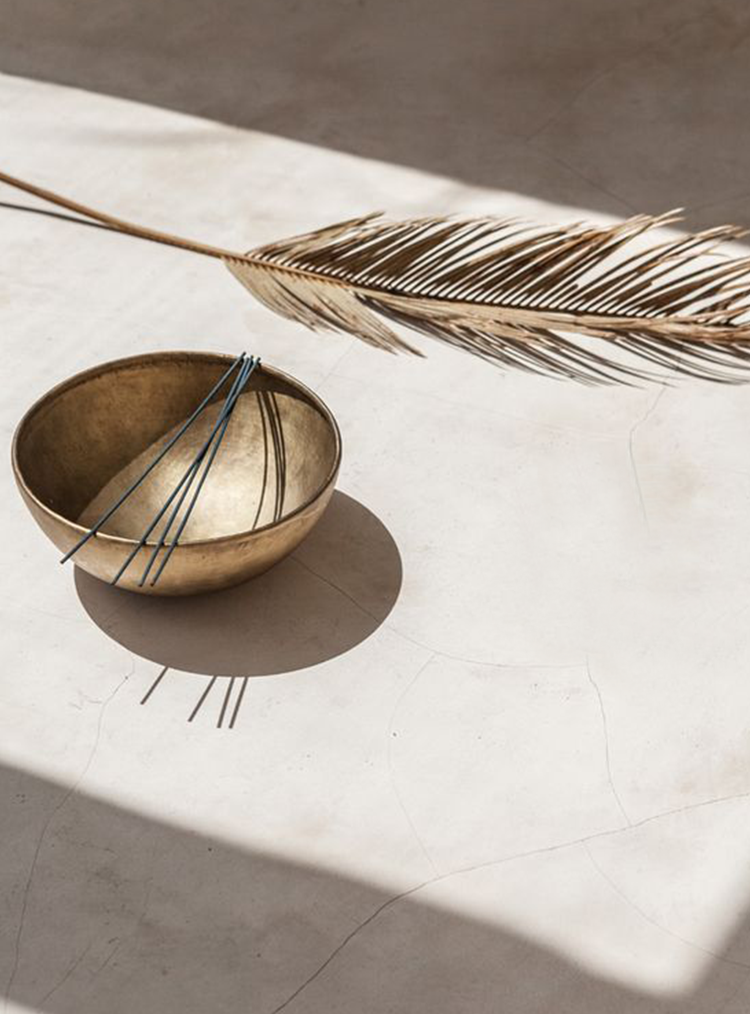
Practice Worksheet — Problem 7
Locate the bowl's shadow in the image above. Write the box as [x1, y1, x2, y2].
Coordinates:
[75, 491, 401, 677]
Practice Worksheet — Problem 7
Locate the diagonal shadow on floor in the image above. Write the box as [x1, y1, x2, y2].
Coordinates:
[4, 0, 750, 228]
[2, 758, 750, 1014]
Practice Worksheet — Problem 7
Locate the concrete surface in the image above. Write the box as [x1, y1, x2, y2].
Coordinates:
[4, 0, 750, 229]
[3, 6, 750, 1009]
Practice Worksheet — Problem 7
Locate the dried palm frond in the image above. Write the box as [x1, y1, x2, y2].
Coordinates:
[4, 169, 750, 384]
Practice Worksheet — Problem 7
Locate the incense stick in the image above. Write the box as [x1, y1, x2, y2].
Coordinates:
[108, 354, 252, 586]
[62, 352, 246, 563]
[130, 356, 257, 587]
[148, 358, 259, 586]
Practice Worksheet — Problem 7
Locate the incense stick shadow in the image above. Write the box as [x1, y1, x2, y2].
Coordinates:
[74, 491, 402, 677]
[0, 200, 119, 233]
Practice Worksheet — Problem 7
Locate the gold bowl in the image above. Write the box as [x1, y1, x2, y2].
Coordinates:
[12, 351, 341, 595]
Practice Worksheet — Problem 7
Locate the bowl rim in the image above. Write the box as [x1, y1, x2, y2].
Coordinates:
[11, 349, 342, 550]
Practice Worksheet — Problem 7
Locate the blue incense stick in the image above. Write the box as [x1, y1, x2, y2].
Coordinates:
[111, 355, 257, 587]
[136, 356, 256, 586]
[147, 357, 259, 586]
[62, 352, 246, 564]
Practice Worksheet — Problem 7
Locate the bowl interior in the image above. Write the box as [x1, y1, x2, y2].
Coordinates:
[15, 353, 340, 543]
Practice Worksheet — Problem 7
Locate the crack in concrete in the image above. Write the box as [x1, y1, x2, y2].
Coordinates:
[267, 878, 433, 1014]
[292, 554, 582, 671]
[527, 148, 637, 214]
[526, 64, 628, 143]
[313, 366, 632, 443]
[523, 9, 709, 148]
[90, 939, 122, 981]
[584, 844, 750, 970]
[36, 942, 93, 1007]
[628, 385, 666, 529]
[3, 660, 133, 1011]
[386, 655, 441, 877]
[586, 656, 631, 826]
[527, 10, 711, 146]
[312, 340, 357, 393]
[265, 786, 750, 1013]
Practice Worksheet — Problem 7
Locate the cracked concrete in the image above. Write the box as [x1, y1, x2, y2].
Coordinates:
[385, 655, 441, 877]
[268, 788, 750, 1012]
[628, 385, 667, 529]
[584, 846, 750, 973]
[586, 657, 632, 827]
[36, 943, 94, 1007]
[3, 11, 750, 1009]
[3, 664, 132, 1011]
